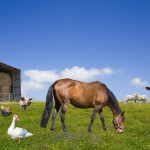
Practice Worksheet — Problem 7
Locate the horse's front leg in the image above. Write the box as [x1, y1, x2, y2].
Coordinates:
[60, 100, 69, 132]
[99, 109, 106, 130]
[88, 105, 101, 133]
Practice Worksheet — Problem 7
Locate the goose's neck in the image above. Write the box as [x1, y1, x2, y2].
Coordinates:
[10, 118, 16, 129]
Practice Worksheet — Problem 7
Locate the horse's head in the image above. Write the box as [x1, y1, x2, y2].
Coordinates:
[113, 111, 125, 134]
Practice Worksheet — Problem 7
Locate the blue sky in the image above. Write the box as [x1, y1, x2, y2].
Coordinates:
[0, 0, 150, 101]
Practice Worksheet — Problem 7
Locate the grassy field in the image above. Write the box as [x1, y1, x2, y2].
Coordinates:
[0, 101, 150, 150]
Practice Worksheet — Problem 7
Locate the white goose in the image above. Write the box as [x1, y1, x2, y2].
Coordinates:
[8, 115, 34, 143]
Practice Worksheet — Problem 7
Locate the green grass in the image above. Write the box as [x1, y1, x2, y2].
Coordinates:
[0, 102, 150, 150]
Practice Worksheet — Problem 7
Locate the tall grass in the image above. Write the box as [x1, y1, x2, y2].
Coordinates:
[0, 102, 150, 150]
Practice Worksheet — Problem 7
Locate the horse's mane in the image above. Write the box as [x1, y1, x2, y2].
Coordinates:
[107, 87, 121, 113]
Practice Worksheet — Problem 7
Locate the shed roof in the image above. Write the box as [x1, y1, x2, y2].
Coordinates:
[0, 62, 20, 72]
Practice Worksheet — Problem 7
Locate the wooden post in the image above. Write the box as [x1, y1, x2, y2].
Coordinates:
[9, 93, 10, 102]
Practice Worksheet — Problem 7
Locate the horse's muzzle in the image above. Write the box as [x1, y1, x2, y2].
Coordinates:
[116, 129, 124, 134]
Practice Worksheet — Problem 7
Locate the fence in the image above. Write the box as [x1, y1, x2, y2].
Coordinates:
[0, 93, 20, 102]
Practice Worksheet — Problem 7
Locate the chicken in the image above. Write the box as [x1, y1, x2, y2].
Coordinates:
[1, 109, 12, 117]
[1, 106, 11, 111]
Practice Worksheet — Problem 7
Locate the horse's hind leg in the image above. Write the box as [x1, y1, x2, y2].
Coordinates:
[60, 100, 70, 132]
[99, 109, 106, 130]
[88, 105, 101, 133]
[51, 102, 61, 131]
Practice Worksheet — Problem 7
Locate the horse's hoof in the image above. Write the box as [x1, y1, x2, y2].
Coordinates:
[103, 127, 107, 130]
[63, 129, 68, 132]
[51, 128, 54, 131]
[88, 129, 91, 133]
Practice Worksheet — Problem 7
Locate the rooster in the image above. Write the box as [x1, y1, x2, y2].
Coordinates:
[1, 109, 12, 117]
[1, 106, 11, 111]
[1, 106, 12, 117]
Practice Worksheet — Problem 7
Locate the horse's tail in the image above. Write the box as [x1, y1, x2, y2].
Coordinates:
[107, 87, 121, 113]
[40, 81, 58, 127]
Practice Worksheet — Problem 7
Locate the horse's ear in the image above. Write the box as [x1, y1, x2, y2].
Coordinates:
[121, 111, 125, 115]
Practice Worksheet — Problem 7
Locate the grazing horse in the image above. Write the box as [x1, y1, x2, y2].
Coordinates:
[41, 78, 125, 134]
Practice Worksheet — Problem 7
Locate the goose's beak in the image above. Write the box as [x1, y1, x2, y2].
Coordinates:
[15, 116, 19, 120]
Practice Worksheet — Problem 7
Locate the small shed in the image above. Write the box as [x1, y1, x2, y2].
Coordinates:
[0, 62, 21, 102]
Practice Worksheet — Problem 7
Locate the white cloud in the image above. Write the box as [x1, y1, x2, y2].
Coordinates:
[22, 80, 45, 96]
[99, 67, 115, 76]
[22, 66, 120, 96]
[61, 66, 99, 81]
[61, 66, 115, 81]
[130, 78, 148, 88]
[24, 70, 59, 83]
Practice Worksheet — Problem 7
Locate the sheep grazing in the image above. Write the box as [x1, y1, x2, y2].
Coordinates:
[125, 93, 138, 105]
[138, 95, 148, 105]
[125, 93, 148, 105]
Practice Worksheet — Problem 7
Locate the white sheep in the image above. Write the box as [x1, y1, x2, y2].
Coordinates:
[137, 95, 148, 105]
[125, 93, 138, 105]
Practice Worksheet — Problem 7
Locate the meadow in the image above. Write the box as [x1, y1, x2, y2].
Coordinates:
[0, 101, 150, 150]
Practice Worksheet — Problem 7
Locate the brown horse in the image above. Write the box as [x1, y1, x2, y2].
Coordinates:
[41, 78, 125, 133]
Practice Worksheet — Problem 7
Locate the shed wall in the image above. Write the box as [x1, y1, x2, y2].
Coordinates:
[0, 62, 21, 102]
